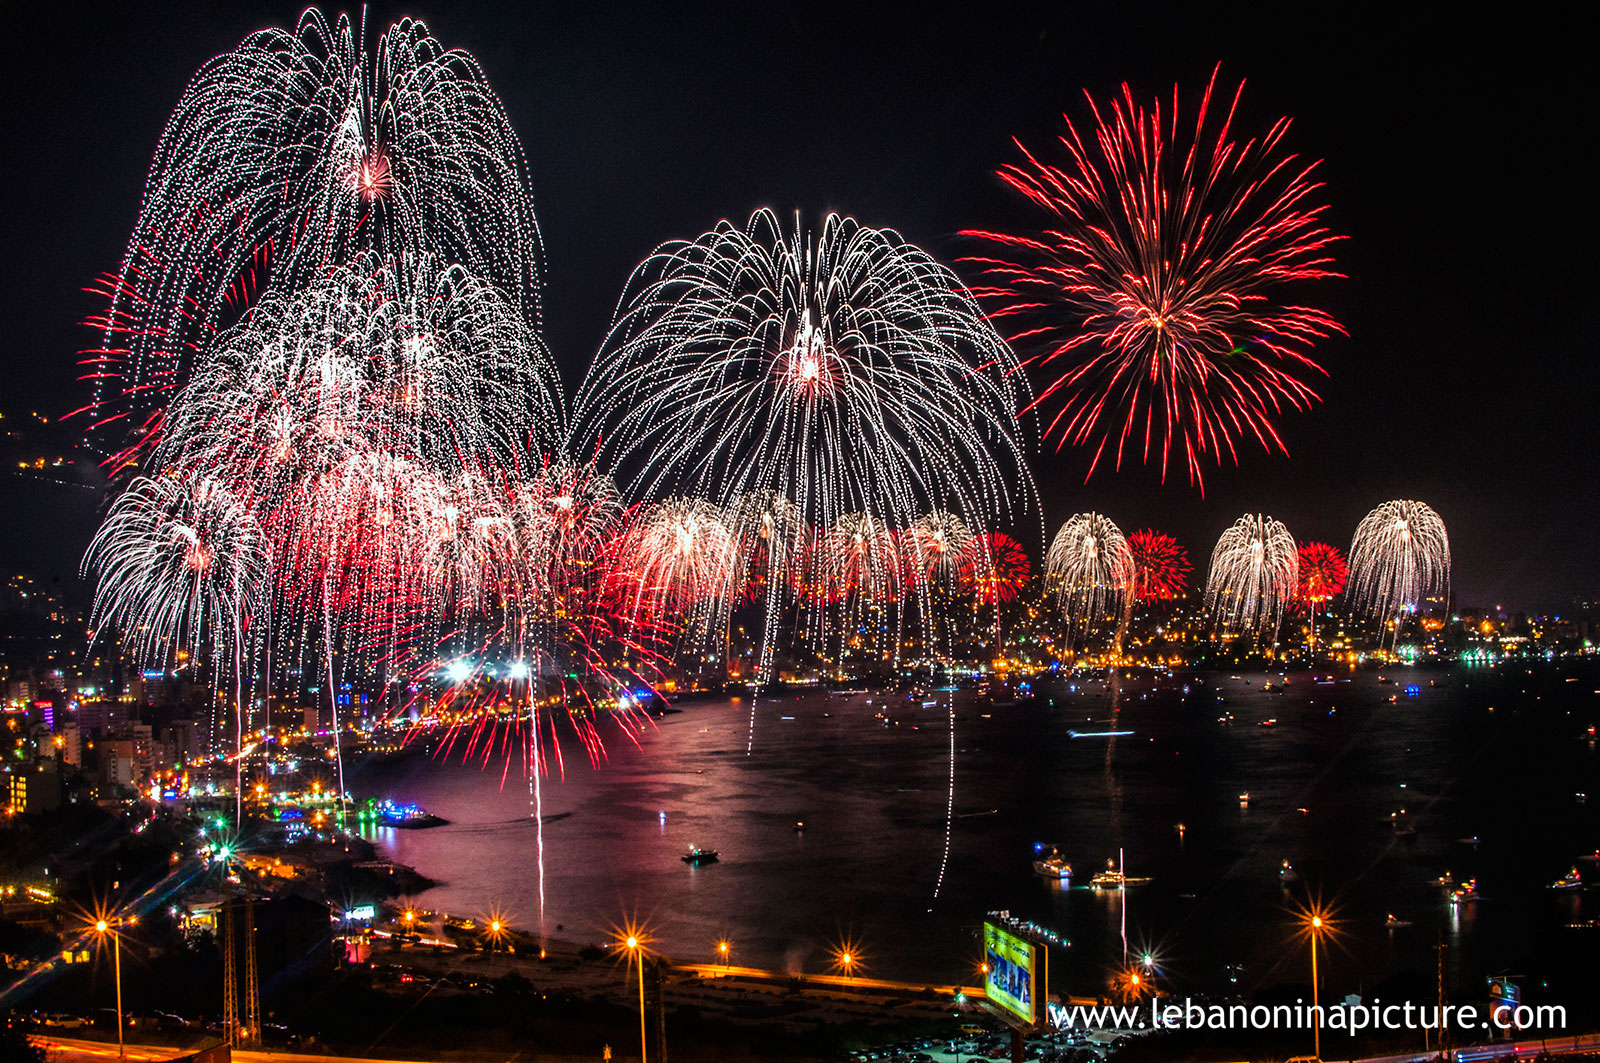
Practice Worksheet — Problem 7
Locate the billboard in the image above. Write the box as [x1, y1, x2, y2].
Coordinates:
[984, 920, 1041, 1027]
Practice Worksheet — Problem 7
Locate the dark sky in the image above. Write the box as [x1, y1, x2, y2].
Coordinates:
[3, 3, 1595, 610]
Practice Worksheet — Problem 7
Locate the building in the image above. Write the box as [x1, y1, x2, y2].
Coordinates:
[4, 760, 62, 813]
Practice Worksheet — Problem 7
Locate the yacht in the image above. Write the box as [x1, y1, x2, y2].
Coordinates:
[1549, 867, 1583, 890]
[1450, 879, 1478, 904]
[1429, 870, 1455, 888]
[1090, 860, 1125, 889]
[1032, 848, 1073, 880]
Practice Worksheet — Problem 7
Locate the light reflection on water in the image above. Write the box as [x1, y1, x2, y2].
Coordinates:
[350, 662, 1599, 999]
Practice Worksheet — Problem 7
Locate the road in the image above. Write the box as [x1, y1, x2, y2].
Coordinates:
[34, 1035, 437, 1063]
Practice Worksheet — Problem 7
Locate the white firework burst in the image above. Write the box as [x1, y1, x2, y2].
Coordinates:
[83, 9, 544, 460]
[1347, 500, 1450, 621]
[1205, 514, 1298, 636]
[1046, 512, 1131, 636]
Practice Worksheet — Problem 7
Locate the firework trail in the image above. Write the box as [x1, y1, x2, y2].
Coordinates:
[1046, 512, 1132, 649]
[1205, 514, 1298, 639]
[79, 9, 543, 462]
[963, 64, 1344, 489]
[1348, 501, 1449, 646]
[1295, 541, 1348, 652]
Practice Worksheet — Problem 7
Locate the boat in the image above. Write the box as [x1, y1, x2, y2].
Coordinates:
[1385, 914, 1413, 928]
[1458, 835, 1481, 846]
[682, 845, 719, 865]
[1578, 851, 1600, 863]
[1033, 848, 1073, 880]
[1259, 718, 1278, 728]
[1239, 792, 1250, 806]
[1450, 879, 1478, 904]
[1549, 867, 1583, 890]
[1391, 811, 1416, 836]
[792, 820, 806, 833]
[1429, 871, 1455, 888]
[366, 799, 448, 829]
[1279, 860, 1299, 884]
[1090, 860, 1125, 889]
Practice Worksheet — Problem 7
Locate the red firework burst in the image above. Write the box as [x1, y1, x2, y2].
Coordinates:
[1296, 541, 1348, 606]
[962, 64, 1345, 489]
[1126, 530, 1191, 604]
[957, 533, 1031, 604]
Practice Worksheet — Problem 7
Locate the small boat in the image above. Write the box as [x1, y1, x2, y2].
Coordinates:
[1458, 835, 1481, 846]
[682, 845, 719, 865]
[1391, 811, 1416, 836]
[1578, 850, 1600, 863]
[792, 821, 806, 833]
[1033, 848, 1073, 880]
[1259, 718, 1278, 728]
[1549, 867, 1583, 890]
[1429, 871, 1455, 888]
[1238, 792, 1250, 806]
[1450, 878, 1478, 904]
[1279, 859, 1299, 884]
[1385, 914, 1413, 928]
[1090, 859, 1125, 889]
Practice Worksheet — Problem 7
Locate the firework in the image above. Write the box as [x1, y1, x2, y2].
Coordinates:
[80, 9, 543, 461]
[615, 498, 739, 630]
[572, 208, 1030, 583]
[906, 510, 975, 587]
[1347, 500, 1449, 624]
[1205, 514, 1298, 636]
[1046, 512, 1132, 636]
[1295, 542, 1348, 607]
[963, 65, 1344, 488]
[958, 532, 1031, 605]
[83, 468, 267, 823]
[823, 513, 907, 611]
[84, 470, 266, 670]
[1125, 530, 1191, 604]
[1295, 540, 1347, 653]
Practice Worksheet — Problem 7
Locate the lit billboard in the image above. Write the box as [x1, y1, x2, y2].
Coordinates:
[984, 920, 1041, 1027]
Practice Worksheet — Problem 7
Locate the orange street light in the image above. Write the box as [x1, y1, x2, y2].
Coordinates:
[1293, 900, 1339, 1060]
[614, 924, 652, 1063]
[89, 912, 137, 1058]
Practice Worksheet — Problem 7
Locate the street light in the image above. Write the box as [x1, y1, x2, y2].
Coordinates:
[716, 939, 730, 968]
[1295, 902, 1337, 1061]
[616, 928, 651, 1063]
[89, 912, 138, 1059]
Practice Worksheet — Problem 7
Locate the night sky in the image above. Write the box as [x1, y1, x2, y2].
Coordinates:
[3, 3, 1595, 609]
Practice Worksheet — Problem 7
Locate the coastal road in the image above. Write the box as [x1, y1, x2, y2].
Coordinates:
[675, 959, 984, 998]
[34, 1035, 437, 1063]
